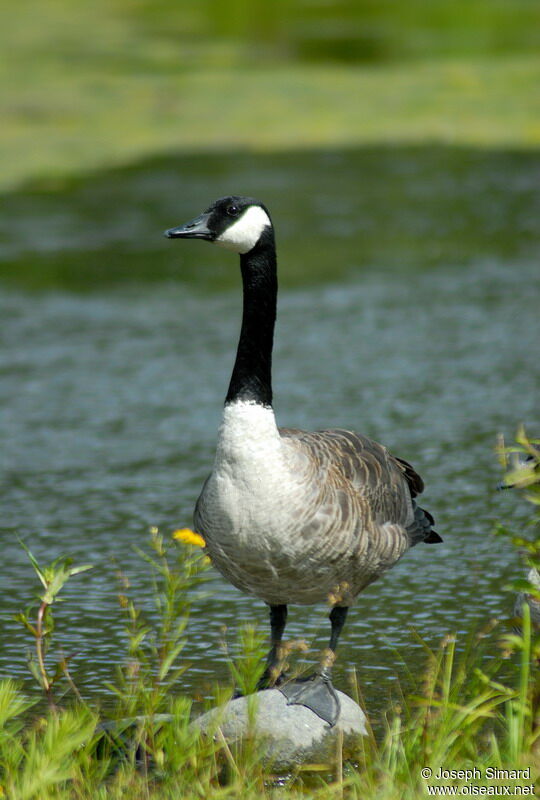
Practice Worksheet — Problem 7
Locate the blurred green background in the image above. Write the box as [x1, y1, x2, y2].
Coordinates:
[2, 0, 540, 192]
[1, 0, 539, 288]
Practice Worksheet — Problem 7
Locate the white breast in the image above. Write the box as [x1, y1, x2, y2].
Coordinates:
[195, 401, 313, 593]
[209, 400, 292, 540]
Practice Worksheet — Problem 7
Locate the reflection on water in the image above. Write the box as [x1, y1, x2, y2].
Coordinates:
[0, 146, 539, 718]
[1, 146, 539, 290]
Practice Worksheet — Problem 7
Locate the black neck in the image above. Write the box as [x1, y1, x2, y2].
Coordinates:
[225, 229, 277, 407]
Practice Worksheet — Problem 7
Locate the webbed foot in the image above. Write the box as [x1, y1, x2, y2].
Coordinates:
[279, 671, 340, 726]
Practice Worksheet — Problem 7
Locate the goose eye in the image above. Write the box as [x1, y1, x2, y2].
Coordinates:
[227, 204, 239, 217]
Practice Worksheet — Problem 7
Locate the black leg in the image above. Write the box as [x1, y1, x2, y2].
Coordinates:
[279, 605, 349, 727]
[328, 605, 348, 655]
[258, 604, 288, 688]
[270, 604, 288, 641]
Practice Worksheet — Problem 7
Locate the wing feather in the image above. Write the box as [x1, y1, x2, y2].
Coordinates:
[280, 427, 439, 545]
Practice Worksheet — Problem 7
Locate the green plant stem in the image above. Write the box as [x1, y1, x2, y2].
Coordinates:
[36, 599, 54, 709]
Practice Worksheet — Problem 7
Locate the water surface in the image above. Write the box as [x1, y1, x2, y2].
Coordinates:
[1, 146, 539, 717]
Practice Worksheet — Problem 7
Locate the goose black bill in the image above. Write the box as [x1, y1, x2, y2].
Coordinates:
[164, 212, 214, 240]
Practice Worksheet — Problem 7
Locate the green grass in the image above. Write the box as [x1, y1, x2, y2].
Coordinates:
[1, 0, 540, 191]
[2, 635, 539, 799]
[1, 559, 538, 800]
[3, 55, 540, 192]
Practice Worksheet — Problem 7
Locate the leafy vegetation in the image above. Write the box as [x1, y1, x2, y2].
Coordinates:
[0, 436, 538, 798]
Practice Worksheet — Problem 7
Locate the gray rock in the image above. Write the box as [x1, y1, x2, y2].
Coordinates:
[193, 688, 367, 771]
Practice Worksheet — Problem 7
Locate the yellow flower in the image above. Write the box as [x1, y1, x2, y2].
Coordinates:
[172, 528, 206, 548]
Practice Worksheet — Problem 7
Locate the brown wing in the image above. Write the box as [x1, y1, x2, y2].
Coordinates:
[279, 427, 414, 528]
[280, 426, 440, 546]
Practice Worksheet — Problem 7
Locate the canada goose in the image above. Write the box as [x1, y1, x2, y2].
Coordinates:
[165, 196, 441, 726]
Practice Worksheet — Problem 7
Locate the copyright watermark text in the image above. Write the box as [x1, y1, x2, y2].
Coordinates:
[420, 767, 534, 795]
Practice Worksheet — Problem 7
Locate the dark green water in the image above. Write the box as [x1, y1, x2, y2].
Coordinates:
[1, 146, 539, 716]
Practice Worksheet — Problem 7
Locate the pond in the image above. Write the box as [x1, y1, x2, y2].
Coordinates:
[1, 145, 539, 719]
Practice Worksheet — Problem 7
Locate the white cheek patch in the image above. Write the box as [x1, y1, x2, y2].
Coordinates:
[215, 206, 271, 254]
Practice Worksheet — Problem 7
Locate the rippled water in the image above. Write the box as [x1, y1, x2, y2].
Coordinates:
[1, 147, 539, 717]
[1, 261, 538, 706]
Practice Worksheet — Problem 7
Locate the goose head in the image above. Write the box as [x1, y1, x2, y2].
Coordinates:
[165, 196, 273, 255]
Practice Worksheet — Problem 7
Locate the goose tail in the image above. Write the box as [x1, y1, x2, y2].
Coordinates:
[407, 503, 442, 546]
